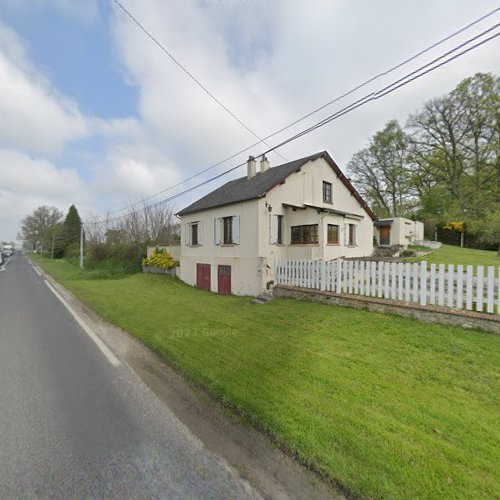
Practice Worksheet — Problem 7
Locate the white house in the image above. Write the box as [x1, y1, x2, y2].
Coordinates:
[176, 151, 376, 296]
[374, 217, 424, 247]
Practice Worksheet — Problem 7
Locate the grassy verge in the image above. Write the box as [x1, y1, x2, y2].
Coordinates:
[404, 244, 499, 267]
[31, 255, 500, 499]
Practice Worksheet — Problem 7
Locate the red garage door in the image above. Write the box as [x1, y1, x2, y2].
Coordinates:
[218, 265, 231, 295]
[196, 263, 211, 290]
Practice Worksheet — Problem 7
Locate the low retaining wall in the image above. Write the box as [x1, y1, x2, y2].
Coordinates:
[273, 285, 500, 334]
[143, 266, 178, 277]
[415, 240, 442, 249]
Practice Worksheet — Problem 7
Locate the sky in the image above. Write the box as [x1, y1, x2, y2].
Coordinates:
[0, 0, 499, 242]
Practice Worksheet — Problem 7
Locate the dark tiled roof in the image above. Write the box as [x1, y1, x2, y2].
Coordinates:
[177, 153, 322, 216]
[177, 151, 376, 220]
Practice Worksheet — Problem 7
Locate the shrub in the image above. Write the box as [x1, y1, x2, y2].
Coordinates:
[142, 248, 179, 270]
[401, 249, 416, 257]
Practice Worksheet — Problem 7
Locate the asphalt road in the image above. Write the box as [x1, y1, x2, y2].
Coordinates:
[0, 256, 260, 499]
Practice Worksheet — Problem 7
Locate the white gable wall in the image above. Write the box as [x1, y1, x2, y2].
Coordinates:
[256, 156, 373, 290]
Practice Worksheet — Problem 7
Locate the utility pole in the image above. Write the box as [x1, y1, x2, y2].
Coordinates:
[51, 233, 55, 259]
[79, 223, 84, 270]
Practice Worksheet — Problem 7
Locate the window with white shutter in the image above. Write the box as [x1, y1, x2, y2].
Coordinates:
[270, 214, 277, 244]
[198, 221, 203, 245]
[214, 218, 222, 245]
[232, 215, 240, 244]
[185, 223, 191, 246]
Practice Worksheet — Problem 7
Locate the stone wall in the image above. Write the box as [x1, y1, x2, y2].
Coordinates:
[143, 266, 178, 277]
[273, 285, 500, 334]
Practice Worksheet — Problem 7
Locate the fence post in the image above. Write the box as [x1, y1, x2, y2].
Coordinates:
[486, 266, 494, 314]
[466, 265, 473, 310]
[336, 259, 342, 294]
[438, 264, 445, 306]
[419, 261, 427, 306]
[477, 265, 484, 312]
[456, 265, 463, 310]
[320, 259, 326, 291]
[447, 264, 454, 308]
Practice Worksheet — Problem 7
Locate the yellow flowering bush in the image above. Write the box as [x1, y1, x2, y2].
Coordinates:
[443, 221, 465, 233]
[142, 249, 179, 270]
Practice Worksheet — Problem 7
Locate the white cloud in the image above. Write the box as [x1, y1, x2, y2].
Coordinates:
[0, 21, 89, 157]
[0, 149, 91, 240]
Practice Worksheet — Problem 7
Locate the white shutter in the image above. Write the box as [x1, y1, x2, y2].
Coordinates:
[270, 214, 278, 244]
[214, 218, 221, 245]
[344, 224, 348, 246]
[198, 221, 203, 245]
[232, 215, 240, 244]
[185, 223, 191, 246]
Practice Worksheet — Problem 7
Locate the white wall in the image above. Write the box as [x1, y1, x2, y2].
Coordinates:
[179, 199, 265, 295]
[376, 217, 424, 247]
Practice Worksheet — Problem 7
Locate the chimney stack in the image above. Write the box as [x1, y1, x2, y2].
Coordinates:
[247, 155, 256, 179]
[260, 155, 270, 173]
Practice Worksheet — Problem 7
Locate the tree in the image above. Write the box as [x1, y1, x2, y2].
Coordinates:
[21, 206, 64, 251]
[62, 205, 82, 256]
[467, 209, 500, 256]
[407, 73, 499, 220]
[348, 120, 414, 217]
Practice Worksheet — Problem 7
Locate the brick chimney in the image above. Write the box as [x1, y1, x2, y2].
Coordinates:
[247, 155, 256, 179]
[260, 155, 270, 173]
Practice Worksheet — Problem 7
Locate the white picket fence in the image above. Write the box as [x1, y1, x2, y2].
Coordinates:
[274, 259, 500, 315]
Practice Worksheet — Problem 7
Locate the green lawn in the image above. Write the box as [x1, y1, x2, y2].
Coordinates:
[406, 244, 499, 267]
[32, 255, 500, 499]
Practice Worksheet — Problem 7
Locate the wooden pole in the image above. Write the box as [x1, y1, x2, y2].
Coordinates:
[79, 223, 84, 269]
[51, 233, 55, 259]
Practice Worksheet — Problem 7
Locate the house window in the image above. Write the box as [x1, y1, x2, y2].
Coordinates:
[191, 223, 199, 246]
[291, 224, 318, 244]
[277, 215, 283, 244]
[348, 224, 356, 246]
[186, 222, 202, 246]
[327, 224, 339, 244]
[223, 216, 233, 244]
[270, 214, 284, 245]
[323, 181, 332, 203]
[215, 216, 239, 245]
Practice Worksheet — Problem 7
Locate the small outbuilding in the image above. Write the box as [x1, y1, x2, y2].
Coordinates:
[374, 217, 424, 247]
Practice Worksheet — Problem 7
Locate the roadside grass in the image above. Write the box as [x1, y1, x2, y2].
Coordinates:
[404, 243, 499, 267]
[32, 255, 500, 499]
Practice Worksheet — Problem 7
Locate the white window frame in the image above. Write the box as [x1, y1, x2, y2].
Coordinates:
[186, 221, 203, 247]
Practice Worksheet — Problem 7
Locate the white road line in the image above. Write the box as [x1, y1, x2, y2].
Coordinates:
[44, 280, 121, 367]
[32, 266, 42, 276]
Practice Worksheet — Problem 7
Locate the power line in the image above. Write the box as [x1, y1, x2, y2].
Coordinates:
[110, 0, 286, 162]
[266, 23, 500, 151]
[102, 5, 500, 217]
[88, 22, 499, 226]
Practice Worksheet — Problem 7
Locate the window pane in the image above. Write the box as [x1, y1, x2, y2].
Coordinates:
[277, 215, 283, 244]
[291, 224, 318, 244]
[223, 217, 233, 244]
[348, 224, 355, 246]
[192, 224, 198, 246]
[327, 224, 339, 244]
[323, 181, 332, 203]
